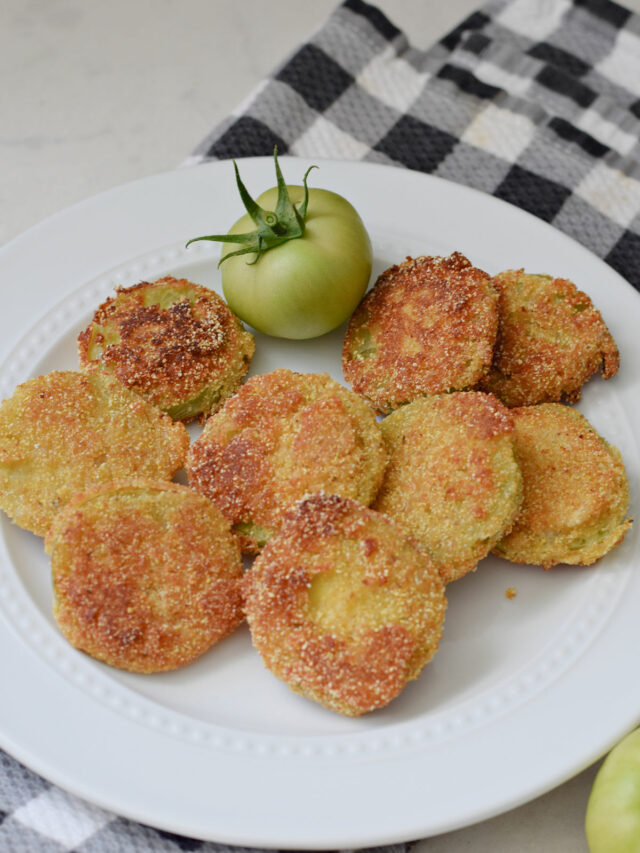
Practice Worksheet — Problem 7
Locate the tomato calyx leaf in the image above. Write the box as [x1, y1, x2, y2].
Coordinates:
[186, 147, 317, 266]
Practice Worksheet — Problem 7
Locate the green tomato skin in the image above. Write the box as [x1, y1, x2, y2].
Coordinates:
[220, 186, 372, 339]
[586, 728, 640, 853]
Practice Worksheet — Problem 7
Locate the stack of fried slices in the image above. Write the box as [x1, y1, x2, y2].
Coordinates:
[0, 258, 630, 716]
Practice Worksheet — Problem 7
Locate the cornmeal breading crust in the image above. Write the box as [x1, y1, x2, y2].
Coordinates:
[244, 494, 446, 716]
[342, 253, 498, 414]
[0, 371, 188, 536]
[480, 270, 619, 407]
[78, 276, 254, 421]
[46, 480, 244, 673]
[375, 392, 522, 583]
[186, 369, 387, 553]
[494, 404, 631, 568]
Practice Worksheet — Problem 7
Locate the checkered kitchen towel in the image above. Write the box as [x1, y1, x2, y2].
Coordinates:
[190, 0, 640, 290]
[2, 0, 640, 851]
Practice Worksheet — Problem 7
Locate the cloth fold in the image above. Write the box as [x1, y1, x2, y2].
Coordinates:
[3, 0, 640, 850]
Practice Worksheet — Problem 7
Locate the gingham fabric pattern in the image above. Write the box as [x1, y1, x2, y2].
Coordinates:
[3, 0, 640, 850]
[189, 0, 640, 290]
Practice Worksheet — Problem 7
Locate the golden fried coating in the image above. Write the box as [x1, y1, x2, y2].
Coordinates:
[46, 480, 243, 673]
[244, 494, 446, 716]
[493, 404, 631, 569]
[342, 253, 498, 414]
[374, 392, 522, 583]
[0, 371, 188, 536]
[78, 276, 255, 420]
[479, 270, 619, 407]
[186, 369, 387, 553]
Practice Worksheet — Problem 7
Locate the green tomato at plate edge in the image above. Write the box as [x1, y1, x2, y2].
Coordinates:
[220, 184, 372, 340]
[586, 727, 640, 853]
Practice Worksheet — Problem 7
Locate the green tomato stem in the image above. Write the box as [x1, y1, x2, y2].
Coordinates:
[186, 147, 317, 265]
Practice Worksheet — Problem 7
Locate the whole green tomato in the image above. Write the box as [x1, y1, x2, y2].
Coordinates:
[586, 727, 640, 853]
[187, 150, 372, 340]
[222, 184, 371, 339]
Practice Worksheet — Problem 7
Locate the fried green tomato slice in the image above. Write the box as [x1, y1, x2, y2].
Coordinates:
[0, 371, 188, 537]
[244, 494, 446, 717]
[45, 481, 244, 673]
[186, 369, 387, 554]
[479, 270, 619, 407]
[374, 392, 522, 583]
[342, 253, 498, 414]
[78, 276, 255, 421]
[493, 404, 631, 569]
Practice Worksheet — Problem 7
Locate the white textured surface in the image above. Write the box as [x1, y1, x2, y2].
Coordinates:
[2, 2, 640, 851]
[1, 0, 488, 247]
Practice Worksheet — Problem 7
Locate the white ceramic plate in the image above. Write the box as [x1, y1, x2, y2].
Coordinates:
[0, 157, 638, 849]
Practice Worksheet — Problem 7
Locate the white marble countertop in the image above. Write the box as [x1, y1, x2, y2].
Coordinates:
[2, 1, 639, 851]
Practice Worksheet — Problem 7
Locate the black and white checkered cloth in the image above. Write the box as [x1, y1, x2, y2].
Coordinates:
[2, 0, 640, 850]
[189, 0, 640, 290]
